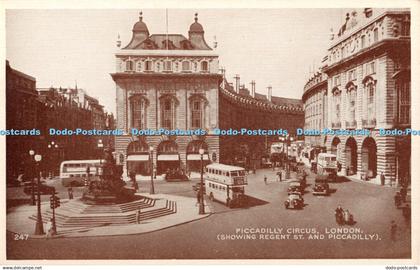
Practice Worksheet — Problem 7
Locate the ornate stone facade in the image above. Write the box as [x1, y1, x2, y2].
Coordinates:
[321, 8, 411, 186]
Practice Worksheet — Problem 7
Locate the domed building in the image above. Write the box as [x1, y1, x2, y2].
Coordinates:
[111, 12, 304, 179]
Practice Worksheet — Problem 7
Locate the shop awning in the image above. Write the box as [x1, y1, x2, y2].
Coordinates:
[187, 154, 209, 160]
[157, 154, 179, 161]
[127, 155, 149, 161]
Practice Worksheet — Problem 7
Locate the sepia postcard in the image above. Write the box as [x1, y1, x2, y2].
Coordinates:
[1, 0, 419, 267]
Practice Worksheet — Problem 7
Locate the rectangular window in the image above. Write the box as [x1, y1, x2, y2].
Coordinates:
[333, 75, 340, 86]
[373, 28, 379, 42]
[398, 81, 411, 124]
[145, 61, 153, 71]
[348, 69, 356, 81]
[191, 101, 202, 129]
[126, 60, 134, 71]
[361, 35, 366, 49]
[164, 61, 172, 72]
[182, 61, 191, 71]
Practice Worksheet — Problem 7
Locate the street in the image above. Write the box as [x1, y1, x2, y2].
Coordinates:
[7, 167, 410, 259]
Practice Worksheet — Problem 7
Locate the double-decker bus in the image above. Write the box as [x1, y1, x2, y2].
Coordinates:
[60, 160, 102, 187]
[317, 153, 338, 180]
[204, 163, 248, 207]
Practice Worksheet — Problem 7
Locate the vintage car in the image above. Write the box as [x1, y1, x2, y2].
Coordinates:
[312, 175, 330, 196]
[287, 181, 304, 195]
[284, 192, 304, 209]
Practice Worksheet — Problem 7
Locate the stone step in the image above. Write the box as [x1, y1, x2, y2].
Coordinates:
[28, 198, 177, 228]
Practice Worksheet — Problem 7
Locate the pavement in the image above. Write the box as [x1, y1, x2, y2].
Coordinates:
[6, 192, 212, 239]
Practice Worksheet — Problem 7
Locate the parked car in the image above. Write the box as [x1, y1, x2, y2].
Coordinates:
[23, 181, 55, 195]
[312, 175, 330, 196]
[284, 192, 304, 209]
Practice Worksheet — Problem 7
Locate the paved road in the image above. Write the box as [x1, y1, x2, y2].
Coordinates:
[7, 168, 410, 259]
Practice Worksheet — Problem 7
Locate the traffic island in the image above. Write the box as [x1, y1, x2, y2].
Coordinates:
[6, 193, 212, 238]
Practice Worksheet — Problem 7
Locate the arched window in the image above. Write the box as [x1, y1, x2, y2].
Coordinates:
[332, 88, 341, 127]
[182, 61, 191, 72]
[201, 61, 208, 72]
[126, 59, 134, 72]
[346, 84, 357, 127]
[160, 96, 177, 130]
[130, 96, 148, 129]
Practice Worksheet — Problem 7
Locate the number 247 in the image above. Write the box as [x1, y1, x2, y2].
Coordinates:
[14, 233, 29, 240]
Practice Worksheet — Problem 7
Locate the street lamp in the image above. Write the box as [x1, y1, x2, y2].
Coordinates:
[279, 135, 293, 179]
[34, 154, 44, 235]
[149, 146, 155, 194]
[198, 148, 205, 215]
[98, 139, 104, 164]
[28, 150, 36, 205]
[47, 141, 55, 178]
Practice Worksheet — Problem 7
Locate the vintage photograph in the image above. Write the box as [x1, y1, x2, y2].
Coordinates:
[4, 6, 413, 260]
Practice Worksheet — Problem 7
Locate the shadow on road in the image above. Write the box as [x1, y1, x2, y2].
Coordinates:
[239, 195, 269, 209]
[333, 176, 351, 183]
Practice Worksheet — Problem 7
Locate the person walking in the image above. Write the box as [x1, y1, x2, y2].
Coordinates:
[278, 171, 282, 182]
[67, 186, 74, 200]
[264, 175, 267, 185]
[380, 172, 385, 186]
[136, 207, 141, 224]
[390, 220, 397, 242]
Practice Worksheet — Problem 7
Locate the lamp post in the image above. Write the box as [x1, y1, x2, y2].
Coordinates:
[198, 148, 205, 215]
[34, 154, 44, 235]
[98, 139, 104, 164]
[149, 146, 155, 194]
[47, 141, 55, 178]
[29, 150, 36, 205]
[280, 135, 294, 179]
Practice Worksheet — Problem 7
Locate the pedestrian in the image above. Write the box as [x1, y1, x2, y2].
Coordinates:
[136, 207, 141, 224]
[196, 189, 201, 204]
[380, 172, 385, 186]
[278, 171, 282, 182]
[390, 220, 397, 242]
[46, 218, 53, 239]
[264, 175, 267, 185]
[67, 186, 74, 200]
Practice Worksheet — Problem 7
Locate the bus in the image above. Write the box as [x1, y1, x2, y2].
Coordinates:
[60, 160, 102, 187]
[204, 163, 248, 208]
[317, 153, 338, 180]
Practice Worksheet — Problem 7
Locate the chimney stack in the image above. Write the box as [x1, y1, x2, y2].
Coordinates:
[267, 86, 272, 102]
[250, 80, 256, 98]
[234, 74, 240, 93]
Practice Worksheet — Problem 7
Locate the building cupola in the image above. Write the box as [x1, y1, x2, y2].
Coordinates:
[123, 11, 150, 49]
[188, 13, 212, 50]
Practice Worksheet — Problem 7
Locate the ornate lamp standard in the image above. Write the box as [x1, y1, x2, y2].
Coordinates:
[29, 150, 36, 205]
[279, 135, 294, 179]
[149, 146, 155, 194]
[34, 154, 44, 235]
[47, 141, 57, 178]
[98, 139, 104, 164]
[198, 148, 205, 215]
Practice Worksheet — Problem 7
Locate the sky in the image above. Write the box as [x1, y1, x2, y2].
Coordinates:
[6, 9, 345, 114]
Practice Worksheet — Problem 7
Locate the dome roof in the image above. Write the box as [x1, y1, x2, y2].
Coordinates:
[133, 12, 149, 33]
[189, 13, 204, 33]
